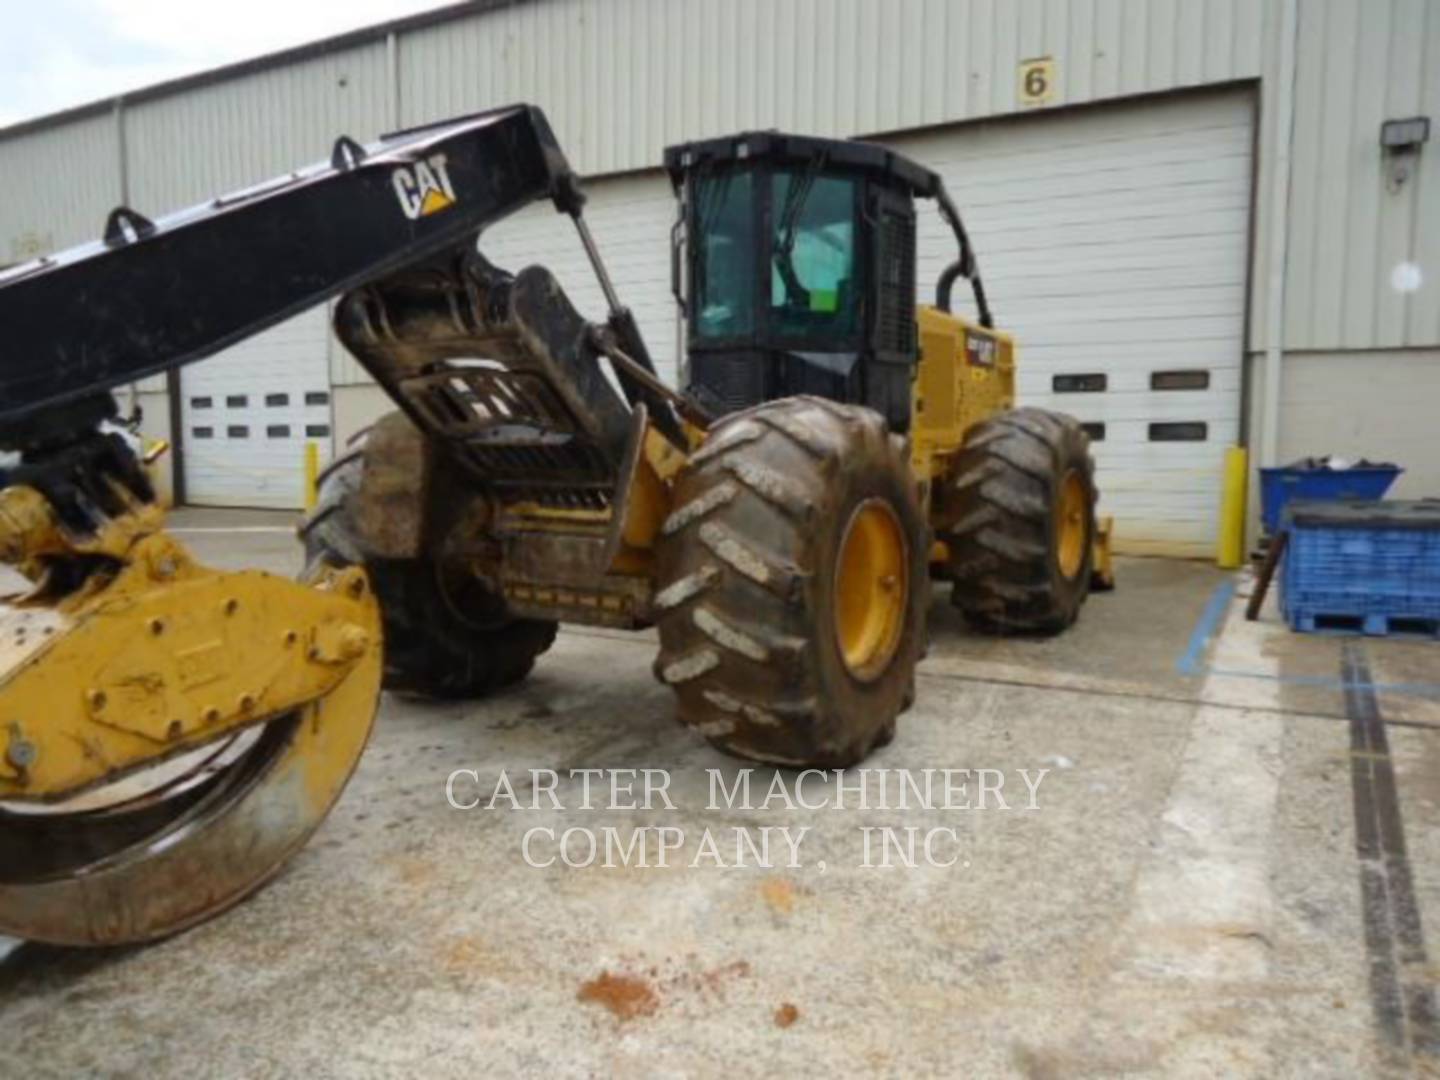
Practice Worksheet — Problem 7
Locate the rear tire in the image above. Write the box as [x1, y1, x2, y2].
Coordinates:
[943, 407, 1096, 633]
[653, 397, 926, 767]
[300, 438, 556, 699]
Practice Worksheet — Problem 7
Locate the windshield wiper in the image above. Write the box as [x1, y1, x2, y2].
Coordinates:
[772, 154, 827, 306]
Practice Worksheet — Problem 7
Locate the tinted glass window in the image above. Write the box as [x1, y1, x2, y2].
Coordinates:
[1054, 373, 1107, 393]
[692, 169, 756, 340]
[1151, 370, 1210, 391]
[1149, 422, 1208, 442]
[770, 172, 858, 341]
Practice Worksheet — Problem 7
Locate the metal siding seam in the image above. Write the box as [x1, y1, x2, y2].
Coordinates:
[1093, 0, 1121, 99]
[1066, 0, 1095, 104]
[1408, 0, 1440, 344]
[1314, 0, 1361, 347]
[1120, 0, 1148, 95]
[1373, 0, 1413, 349]
[1261, 0, 1299, 467]
[1283, 0, 1325, 350]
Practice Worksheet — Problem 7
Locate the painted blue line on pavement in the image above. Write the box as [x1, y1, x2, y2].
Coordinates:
[1177, 580, 1237, 676]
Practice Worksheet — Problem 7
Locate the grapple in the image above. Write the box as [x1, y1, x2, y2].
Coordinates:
[0, 484, 381, 945]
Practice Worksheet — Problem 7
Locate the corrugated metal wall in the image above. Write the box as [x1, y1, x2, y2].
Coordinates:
[124, 44, 390, 212]
[0, 0, 1436, 362]
[396, 0, 1266, 174]
[1279, 0, 1440, 350]
[0, 111, 120, 258]
[118, 42, 391, 391]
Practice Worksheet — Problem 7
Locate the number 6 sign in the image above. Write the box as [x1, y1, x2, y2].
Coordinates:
[1018, 57, 1056, 107]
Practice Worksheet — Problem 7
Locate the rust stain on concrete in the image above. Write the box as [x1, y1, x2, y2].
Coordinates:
[577, 971, 659, 1021]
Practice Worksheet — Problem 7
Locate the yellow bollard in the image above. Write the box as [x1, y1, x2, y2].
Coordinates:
[1217, 445, 1248, 568]
[303, 441, 319, 511]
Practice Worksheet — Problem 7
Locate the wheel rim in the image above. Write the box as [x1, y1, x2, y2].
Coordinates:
[1056, 469, 1088, 580]
[0, 642, 381, 946]
[833, 498, 908, 681]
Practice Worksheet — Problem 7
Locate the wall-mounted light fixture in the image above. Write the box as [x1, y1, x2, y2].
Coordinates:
[1381, 116, 1429, 189]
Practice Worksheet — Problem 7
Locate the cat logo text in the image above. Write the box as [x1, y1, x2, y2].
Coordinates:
[392, 154, 458, 220]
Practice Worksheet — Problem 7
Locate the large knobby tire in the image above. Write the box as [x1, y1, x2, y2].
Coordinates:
[300, 444, 556, 699]
[653, 397, 927, 768]
[943, 407, 1097, 633]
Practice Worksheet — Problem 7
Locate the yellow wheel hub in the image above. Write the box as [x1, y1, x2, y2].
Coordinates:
[1056, 469, 1088, 580]
[834, 498, 908, 681]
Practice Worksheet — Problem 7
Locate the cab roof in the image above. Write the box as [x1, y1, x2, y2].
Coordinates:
[662, 130, 942, 198]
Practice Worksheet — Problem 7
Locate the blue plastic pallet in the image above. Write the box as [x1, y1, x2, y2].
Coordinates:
[1290, 612, 1440, 638]
[1280, 499, 1440, 638]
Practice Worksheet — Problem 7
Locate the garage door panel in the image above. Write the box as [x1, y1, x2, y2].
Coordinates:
[962, 210, 1250, 256]
[956, 159, 1252, 213]
[1014, 319, 1242, 351]
[1008, 287, 1247, 325]
[1041, 378, 1241, 405]
[1037, 395, 1236, 424]
[991, 243, 1251, 277]
[915, 120, 1252, 178]
[181, 306, 334, 509]
[892, 89, 1253, 556]
[948, 149, 1254, 198]
[982, 259, 1246, 297]
[1032, 358, 1244, 383]
[1023, 340, 1244, 368]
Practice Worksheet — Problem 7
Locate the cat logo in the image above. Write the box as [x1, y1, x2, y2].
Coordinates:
[965, 330, 997, 368]
[392, 153, 458, 220]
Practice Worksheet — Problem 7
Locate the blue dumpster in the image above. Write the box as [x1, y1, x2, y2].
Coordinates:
[1259, 462, 1402, 534]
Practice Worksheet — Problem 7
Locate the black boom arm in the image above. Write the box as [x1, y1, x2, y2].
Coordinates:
[0, 105, 589, 438]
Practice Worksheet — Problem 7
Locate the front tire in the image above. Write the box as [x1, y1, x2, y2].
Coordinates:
[300, 440, 556, 699]
[653, 397, 926, 767]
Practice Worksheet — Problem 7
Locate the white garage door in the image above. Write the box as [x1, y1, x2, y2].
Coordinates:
[181, 307, 334, 508]
[890, 89, 1254, 557]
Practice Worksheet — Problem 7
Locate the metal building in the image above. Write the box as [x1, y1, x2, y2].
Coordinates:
[1, 0, 1436, 556]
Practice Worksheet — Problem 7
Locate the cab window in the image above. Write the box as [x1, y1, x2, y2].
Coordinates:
[770, 172, 859, 341]
[692, 170, 756, 339]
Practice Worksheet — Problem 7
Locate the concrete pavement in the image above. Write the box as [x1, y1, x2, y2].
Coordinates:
[2, 509, 1438, 1077]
